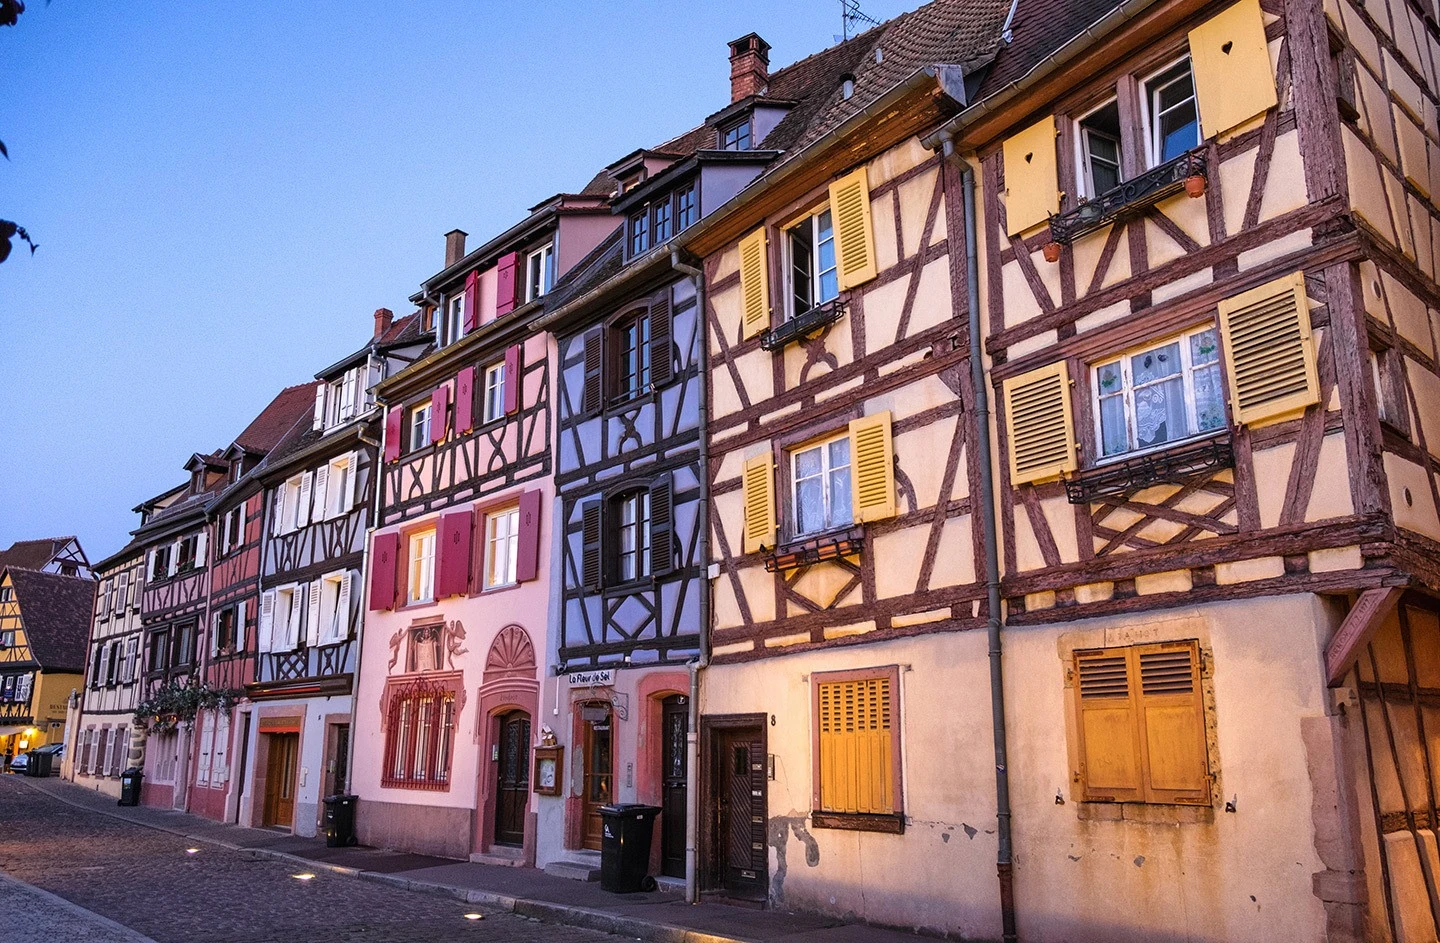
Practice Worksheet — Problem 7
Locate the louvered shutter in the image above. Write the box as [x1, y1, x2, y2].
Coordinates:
[196, 714, 213, 786]
[384, 407, 402, 462]
[1003, 362, 1077, 485]
[817, 677, 894, 815]
[848, 411, 896, 523]
[236, 504, 246, 549]
[369, 532, 400, 611]
[436, 509, 474, 599]
[741, 454, 777, 554]
[97, 644, 111, 688]
[650, 295, 673, 387]
[1216, 271, 1319, 426]
[1188, 0, 1277, 138]
[297, 472, 314, 528]
[582, 327, 604, 417]
[286, 588, 305, 650]
[210, 611, 221, 657]
[455, 366, 476, 434]
[495, 251, 520, 316]
[1135, 642, 1209, 804]
[343, 451, 358, 511]
[339, 369, 357, 421]
[515, 489, 542, 583]
[504, 344, 522, 415]
[211, 715, 229, 786]
[463, 269, 480, 334]
[270, 489, 284, 537]
[738, 227, 770, 340]
[829, 167, 877, 290]
[581, 499, 603, 591]
[313, 384, 327, 431]
[1002, 116, 1060, 236]
[337, 570, 354, 640]
[113, 727, 128, 778]
[314, 463, 331, 522]
[1074, 649, 1144, 802]
[649, 472, 675, 577]
[167, 540, 179, 577]
[194, 530, 208, 569]
[305, 579, 322, 647]
[431, 385, 450, 444]
[258, 590, 276, 653]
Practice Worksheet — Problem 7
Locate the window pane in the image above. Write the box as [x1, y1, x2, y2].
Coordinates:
[1159, 100, 1199, 162]
[816, 211, 838, 303]
[1099, 394, 1129, 456]
[1189, 328, 1219, 365]
[1130, 342, 1181, 385]
[796, 477, 824, 535]
[1134, 376, 1186, 448]
[1194, 362, 1225, 432]
[795, 447, 822, 480]
[828, 468, 852, 528]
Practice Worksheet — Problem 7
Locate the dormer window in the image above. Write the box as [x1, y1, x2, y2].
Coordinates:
[676, 186, 697, 230]
[841, 75, 855, 100]
[525, 243, 555, 303]
[720, 118, 752, 151]
[443, 292, 465, 346]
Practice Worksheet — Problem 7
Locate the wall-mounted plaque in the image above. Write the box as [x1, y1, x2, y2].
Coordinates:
[533, 745, 563, 796]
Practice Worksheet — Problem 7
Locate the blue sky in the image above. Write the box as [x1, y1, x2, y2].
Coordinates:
[0, 0, 915, 562]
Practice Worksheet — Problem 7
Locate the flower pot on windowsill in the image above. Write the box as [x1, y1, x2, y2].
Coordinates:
[1185, 174, 1207, 199]
[1042, 241, 1063, 263]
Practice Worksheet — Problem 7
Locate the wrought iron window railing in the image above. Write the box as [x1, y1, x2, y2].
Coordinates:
[760, 298, 848, 352]
[1050, 146, 1208, 245]
[1064, 433, 1233, 505]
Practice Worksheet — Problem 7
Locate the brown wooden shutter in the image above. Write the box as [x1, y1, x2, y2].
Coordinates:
[580, 499, 603, 591]
[1002, 362, 1077, 485]
[1002, 116, 1059, 236]
[650, 295, 673, 388]
[1135, 641, 1209, 804]
[1217, 271, 1319, 427]
[649, 472, 675, 577]
[738, 227, 770, 340]
[1188, 0, 1277, 138]
[741, 453, 776, 554]
[817, 676, 894, 815]
[848, 411, 896, 523]
[829, 166, 877, 290]
[582, 327, 604, 417]
[1074, 649, 1145, 802]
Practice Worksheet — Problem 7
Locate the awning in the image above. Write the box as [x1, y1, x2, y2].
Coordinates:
[0, 725, 31, 737]
[1326, 587, 1404, 685]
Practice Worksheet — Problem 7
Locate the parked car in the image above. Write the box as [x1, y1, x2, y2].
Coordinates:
[9, 743, 63, 774]
[7, 752, 26, 773]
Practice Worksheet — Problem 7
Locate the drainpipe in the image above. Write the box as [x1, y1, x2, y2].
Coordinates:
[671, 248, 709, 905]
[344, 353, 386, 800]
[939, 129, 1017, 943]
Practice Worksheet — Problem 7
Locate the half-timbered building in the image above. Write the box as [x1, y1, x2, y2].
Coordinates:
[0, 568, 92, 766]
[70, 545, 144, 796]
[0, 536, 92, 579]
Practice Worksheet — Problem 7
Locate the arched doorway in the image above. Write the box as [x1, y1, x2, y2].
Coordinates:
[493, 710, 531, 847]
[475, 625, 539, 859]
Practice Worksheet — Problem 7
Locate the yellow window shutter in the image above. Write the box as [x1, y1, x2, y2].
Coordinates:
[818, 677, 894, 815]
[848, 411, 896, 523]
[738, 227, 771, 340]
[741, 453, 776, 554]
[1001, 116, 1059, 236]
[1216, 271, 1319, 426]
[1074, 650, 1144, 803]
[1135, 642, 1209, 804]
[829, 166, 877, 290]
[1188, 0, 1278, 138]
[1002, 362, 1076, 485]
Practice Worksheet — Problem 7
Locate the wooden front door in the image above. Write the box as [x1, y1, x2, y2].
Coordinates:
[494, 711, 531, 847]
[580, 703, 613, 851]
[710, 723, 767, 899]
[660, 695, 688, 879]
[262, 733, 299, 829]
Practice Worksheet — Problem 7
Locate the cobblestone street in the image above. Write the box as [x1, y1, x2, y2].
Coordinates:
[0, 776, 627, 943]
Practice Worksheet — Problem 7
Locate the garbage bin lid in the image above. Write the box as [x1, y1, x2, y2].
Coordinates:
[599, 803, 662, 815]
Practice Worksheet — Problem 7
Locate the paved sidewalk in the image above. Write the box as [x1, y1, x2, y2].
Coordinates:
[23, 775, 932, 943]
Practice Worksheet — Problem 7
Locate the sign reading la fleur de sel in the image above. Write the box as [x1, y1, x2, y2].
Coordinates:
[567, 668, 615, 687]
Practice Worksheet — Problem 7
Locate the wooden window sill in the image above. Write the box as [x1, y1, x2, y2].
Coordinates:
[1075, 801, 1214, 825]
[811, 811, 905, 834]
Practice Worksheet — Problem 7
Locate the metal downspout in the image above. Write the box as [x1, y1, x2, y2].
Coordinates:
[943, 131, 1017, 943]
[671, 248, 709, 906]
[345, 352, 385, 800]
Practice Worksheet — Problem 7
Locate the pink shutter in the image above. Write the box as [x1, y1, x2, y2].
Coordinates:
[430, 385, 450, 444]
[384, 407, 402, 462]
[495, 252, 520, 316]
[463, 269, 480, 333]
[455, 366, 476, 434]
[369, 532, 400, 611]
[515, 489, 542, 583]
[504, 345, 522, 415]
[436, 509, 474, 598]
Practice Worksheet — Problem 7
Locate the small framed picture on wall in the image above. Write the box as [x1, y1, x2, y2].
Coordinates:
[533, 745, 563, 796]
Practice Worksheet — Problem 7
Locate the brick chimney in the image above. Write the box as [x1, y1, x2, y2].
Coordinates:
[728, 33, 770, 102]
[373, 307, 393, 339]
[444, 228, 468, 268]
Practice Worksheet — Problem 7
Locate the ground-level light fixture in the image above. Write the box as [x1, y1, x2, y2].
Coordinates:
[185, 848, 199, 855]
[463, 913, 484, 921]
[292, 873, 316, 881]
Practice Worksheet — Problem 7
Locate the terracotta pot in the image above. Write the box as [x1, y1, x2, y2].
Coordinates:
[1185, 174, 1207, 199]
[1042, 241, 1063, 263]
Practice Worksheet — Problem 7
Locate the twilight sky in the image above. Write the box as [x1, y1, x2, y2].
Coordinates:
[0, 0, 915, 563]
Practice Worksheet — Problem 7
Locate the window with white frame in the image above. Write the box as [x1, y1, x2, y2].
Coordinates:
[271, 586, 298, 651]
[281, 475, 304, 532]
[786, 209, 838, 320]
[324, 453, 354, 519]
[214, 605, 239, 654]
[318, 570, 351, 643]
[326, 376, 346, 426]
[221, 505, 244, 555]
[1077, 99, 1123, 198]
[408, 402, 432, 453]
[791, 434, 853, 537]
[1145, 58, 1200, 166]
[525, 243, 555, 303]
[1093, 325, 1226, 460]
[483, 363, 506, 424]
[614, 490, 651, 583]
[409, 529, 436, 604]
[484, 507, 520, 589]
[445, 292, 465, 346]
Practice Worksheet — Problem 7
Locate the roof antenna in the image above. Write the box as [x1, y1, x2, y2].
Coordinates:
[840, 0, 880, 42]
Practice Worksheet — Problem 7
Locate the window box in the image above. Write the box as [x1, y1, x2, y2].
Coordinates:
[1063, 432, 1232, 505]
[760, 297, 847, 352]
[1050, 145, 1207, 246]
[765, 527, 864, 573]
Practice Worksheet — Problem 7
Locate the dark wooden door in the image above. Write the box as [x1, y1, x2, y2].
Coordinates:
[494, 711, 531, 847]
[262, 734, 298, 829]
[660, 695, 688, 879]
[713, 726, 766, 899]
[581, 703, 613, 851]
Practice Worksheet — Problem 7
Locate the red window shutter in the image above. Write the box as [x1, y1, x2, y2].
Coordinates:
[515, 489, 542, 583]
[369, 532, 400, 611]
[384, 407, 402, 462]
[455, 366, 476, 434]
[504, 344, 522, 415]
[463, 269, 480, 333]
[430, 385, 450, 444]
[436, 509, 474, 598]
[495, 252, 520, 316]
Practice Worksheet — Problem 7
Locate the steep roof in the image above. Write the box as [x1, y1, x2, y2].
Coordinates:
[972, 0, 1126, 98]
[6, 568, 94, 673]
[234, 381, 320, 454]
[0, 538, 72, 573]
